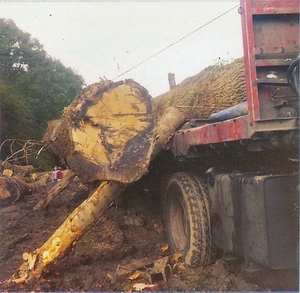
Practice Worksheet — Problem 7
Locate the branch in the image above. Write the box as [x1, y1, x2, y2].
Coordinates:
[0, 139, 44, 167]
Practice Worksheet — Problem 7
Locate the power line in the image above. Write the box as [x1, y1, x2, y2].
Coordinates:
[112, 4, 239, 81]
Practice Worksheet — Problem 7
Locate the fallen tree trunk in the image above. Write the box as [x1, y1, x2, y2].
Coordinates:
[1, 79, 185, 286]
[0, 176, 32, 206]
[0, 174, 49, 207]
[1, 164, 35, 178]
[35, 107, 185, 210]
[33, 170, 76, 210]
[3, 180, 127, 285]
[153, 58, 246, 120]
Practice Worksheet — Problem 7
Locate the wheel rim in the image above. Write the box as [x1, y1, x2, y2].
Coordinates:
[169, 194, 188, 251]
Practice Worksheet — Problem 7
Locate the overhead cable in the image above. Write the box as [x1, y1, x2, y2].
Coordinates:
[112, 4, 239, 81]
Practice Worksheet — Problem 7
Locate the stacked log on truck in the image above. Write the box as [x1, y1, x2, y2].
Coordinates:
[154, 58, 246, 119]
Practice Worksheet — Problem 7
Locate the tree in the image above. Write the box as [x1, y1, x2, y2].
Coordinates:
[0, 18, 84, 159]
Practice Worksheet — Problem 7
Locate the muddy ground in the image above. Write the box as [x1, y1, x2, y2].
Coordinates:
[0, 172, 298, 292]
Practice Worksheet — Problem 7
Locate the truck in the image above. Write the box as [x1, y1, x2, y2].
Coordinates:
[161, 0, 299, 272]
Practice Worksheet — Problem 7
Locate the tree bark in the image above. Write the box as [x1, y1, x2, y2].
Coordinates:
[151, 107, 185, 159]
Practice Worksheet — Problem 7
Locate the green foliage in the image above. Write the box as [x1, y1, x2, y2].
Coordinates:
[31, 150, 54, 172]
[0, 18, 84, 149]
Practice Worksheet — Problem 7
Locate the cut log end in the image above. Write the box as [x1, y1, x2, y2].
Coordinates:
[45, 80, 155, 184]
[0, 177, 30, 206]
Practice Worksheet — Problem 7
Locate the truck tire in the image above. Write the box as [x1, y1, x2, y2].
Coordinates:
[163, 172, 211, 268]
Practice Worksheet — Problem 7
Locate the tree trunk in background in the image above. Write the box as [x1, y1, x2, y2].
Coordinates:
[0, 174, 49, 207]
[0, 176, 32, 205]
[153, 58, 246, 120]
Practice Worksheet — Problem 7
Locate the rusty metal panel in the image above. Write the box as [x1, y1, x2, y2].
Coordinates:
[253, 14, 299, 56]
[240, 0, 260, 122]
[250, 0, 299, 15]
[240, 0, 299, 124]
[171, 116, 250, 156]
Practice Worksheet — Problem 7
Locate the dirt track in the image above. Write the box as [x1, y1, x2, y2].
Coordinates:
[0, 173, 298, 292]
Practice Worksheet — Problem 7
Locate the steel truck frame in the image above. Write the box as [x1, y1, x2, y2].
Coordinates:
[162, 0, 299, 272]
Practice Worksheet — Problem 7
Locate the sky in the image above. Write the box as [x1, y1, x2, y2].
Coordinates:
[0, 1, 243, 97]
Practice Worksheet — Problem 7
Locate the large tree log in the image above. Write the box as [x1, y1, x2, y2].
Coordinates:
[31, 79, 155, 210]
[1, 79, 185, 285]
[153, 58, 246, 120]
[46, 79, 155, 184]
[35, 107, 185, 209]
